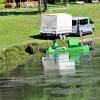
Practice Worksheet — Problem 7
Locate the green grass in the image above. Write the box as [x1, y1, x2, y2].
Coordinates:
[0, 4, 100, 51]
[0, 15, 47, 50]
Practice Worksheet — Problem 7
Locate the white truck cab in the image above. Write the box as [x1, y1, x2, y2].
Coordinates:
[72, 17, 94, 36]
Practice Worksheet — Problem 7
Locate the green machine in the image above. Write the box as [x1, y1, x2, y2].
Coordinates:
[46, 39, 90, 62]
[46, 39, 90, 53]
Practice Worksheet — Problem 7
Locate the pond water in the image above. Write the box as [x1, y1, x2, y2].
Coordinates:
[0, 49, 100, 100]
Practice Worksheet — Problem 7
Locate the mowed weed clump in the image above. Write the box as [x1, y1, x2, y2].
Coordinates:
[0, 41, 51, 74]
[0, 46, 31, 75]
[0, 42, 48, 69]
[0, 40, 67, 64]
[0, 45, 31, 64]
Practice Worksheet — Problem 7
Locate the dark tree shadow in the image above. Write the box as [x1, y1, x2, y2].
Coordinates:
[30, 34, 79, 40]
[30, 33, 88, 41]
[0, 10, 39, 16]
[70, 34, 80, 37]
[30, 34, 58, 40]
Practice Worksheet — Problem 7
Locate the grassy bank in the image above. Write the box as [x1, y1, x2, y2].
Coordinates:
[0, 4, 100, 51]
[0, 40, 67, 75]
[0, 4, 100, 75]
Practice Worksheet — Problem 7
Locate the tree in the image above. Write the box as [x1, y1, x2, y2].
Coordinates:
[38, 0, 47, 14]
[15, 0, 20, 7]
[64, 0, 69, 7]
[42, 0, 47, 11]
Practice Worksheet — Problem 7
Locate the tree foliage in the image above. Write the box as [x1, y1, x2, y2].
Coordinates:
[0, 0, 5, 3]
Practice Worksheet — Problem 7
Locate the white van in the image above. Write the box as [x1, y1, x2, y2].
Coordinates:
[72, 17, 94, 36]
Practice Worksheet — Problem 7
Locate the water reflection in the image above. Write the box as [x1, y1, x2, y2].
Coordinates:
[42, 52, 75, 75]
[42, 51, 94, 75]
[0, 49, 100, 100]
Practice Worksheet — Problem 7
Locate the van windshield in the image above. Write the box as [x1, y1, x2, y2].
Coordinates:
[72, 20, 76, 26]
[80, 19, 88, 25]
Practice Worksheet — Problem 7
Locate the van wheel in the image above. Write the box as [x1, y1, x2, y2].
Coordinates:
[59, 34, 63, 39]
[79, 31, 83, 37]
[63, 34, 66, 39]
[59, 34, 66, 39]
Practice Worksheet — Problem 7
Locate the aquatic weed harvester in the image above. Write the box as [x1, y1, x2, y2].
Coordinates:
[46, 39, 90, 53]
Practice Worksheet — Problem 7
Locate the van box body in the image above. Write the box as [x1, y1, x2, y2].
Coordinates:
[40, 13, 72, 36]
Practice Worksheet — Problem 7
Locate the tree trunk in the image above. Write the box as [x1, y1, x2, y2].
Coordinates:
[38, 0, 41, 14]
[38, 0, 47, 14]
[42, 0, 47, 12]
[64, 0, 69, 7]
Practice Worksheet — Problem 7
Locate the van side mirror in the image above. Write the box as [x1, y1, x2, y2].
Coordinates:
[91, 21, 94, 24]
[89, 19, 94, 24]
